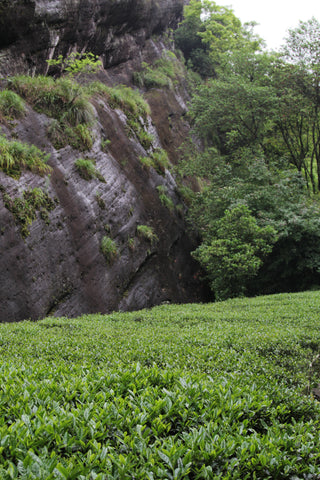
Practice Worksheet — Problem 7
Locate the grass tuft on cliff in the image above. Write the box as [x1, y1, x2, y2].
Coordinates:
[0, 291, 320, 477]
[0, 185, 56, 238]
[133, 50, 185, 90]
[0, 89, 25, 120]
[8, 75, 95, 150]
[88, 82, 150, 118]
[0, 135, 51, 178]
[89, 82, 154, 149]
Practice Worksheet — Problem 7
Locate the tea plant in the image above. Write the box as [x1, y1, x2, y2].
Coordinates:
[1, 292, 320, 478]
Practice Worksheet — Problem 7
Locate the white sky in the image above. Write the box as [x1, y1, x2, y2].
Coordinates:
[215, 0, 320, 50]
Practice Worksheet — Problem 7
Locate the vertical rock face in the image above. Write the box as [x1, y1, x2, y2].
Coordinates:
[0, 0, 209, 323]
[0, 0, 186, 75]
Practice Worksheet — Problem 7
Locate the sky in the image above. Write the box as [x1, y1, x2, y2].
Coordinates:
[215, 0, 320, 51]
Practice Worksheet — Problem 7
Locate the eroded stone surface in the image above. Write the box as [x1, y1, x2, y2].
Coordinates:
[0, 0, 186, 75]
[0, 1, 209, 322]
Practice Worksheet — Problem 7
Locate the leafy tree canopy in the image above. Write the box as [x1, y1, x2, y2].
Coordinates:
[174, 0, 262, 77]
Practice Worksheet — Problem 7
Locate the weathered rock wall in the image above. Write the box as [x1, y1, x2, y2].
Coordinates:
[0, 0, 209, 322]
[0, 0, 186, 75]
[0, 91, 202, 321]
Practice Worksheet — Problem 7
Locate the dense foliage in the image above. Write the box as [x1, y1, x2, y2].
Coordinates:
[177, 2, 320, 299]
[0, 292, 320, 478]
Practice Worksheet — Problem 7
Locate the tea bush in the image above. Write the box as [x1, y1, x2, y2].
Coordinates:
[1, 292, 320, 478]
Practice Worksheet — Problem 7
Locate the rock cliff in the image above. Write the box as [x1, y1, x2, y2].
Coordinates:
[0, 0, 185, 75]
[0, 0, 209, 322]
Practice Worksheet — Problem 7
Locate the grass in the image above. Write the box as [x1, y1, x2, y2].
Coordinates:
[0, 89, 25, 119]
[100, 236, 118, 264]
[0, 135, 51, 178]
[157, 184, 174, 211]
[133, 50, 185, 90]
[88, 82, 150, 119]
[89, 82, 154, 149]
[136, 224, 158, 244]
[1, 292, 320, 477]
[139, 148, 170, 175]
[75, 158, 104, 182]
[0, 186, 56, 238]
[8, 75, 95, 151]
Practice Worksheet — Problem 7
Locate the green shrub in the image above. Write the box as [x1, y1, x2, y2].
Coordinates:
[127, 236, 136, 251]
[47, 52, 102, 78]
[101, 236, 118, 263]
[75, 158, 105, 182]
[134, 128, 154, 150]
[101, 138, 111, 152]
[60, 96, 95, 125]
[9, 76, 94, 122]
[0, 135, 51, 178]
[139, 155, 154, 170]
[47, 121, 93, 151]
[0, 89, 25, 118]
[137, 224, 158, 243]
[192, 205, 277, 300]
[95, 192, 106, 209]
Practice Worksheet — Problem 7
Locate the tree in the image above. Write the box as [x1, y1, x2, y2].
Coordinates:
[181, 149, 320, 298]
[192, 204, 276, 300]
[174, 0, 253, 77]
[277, 18, 320, 191]
[178, 14, 320, 298]
[189, 51, 278, 159]
[47, 52, 102, 78]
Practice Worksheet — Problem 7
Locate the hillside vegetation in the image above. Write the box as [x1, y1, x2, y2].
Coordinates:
[175, 2, 320, 300]
[1, 291, 320, 478]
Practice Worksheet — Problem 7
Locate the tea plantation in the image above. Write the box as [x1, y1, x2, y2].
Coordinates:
[1, 291, 320, 479]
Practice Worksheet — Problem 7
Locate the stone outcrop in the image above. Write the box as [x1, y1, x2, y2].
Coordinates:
[0, 0, 186, 75]
[0, 0, 209, 322]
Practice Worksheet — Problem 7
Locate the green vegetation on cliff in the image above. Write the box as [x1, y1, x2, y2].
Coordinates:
[0, 292, 320, 478]
[0, 135, 51, 178]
